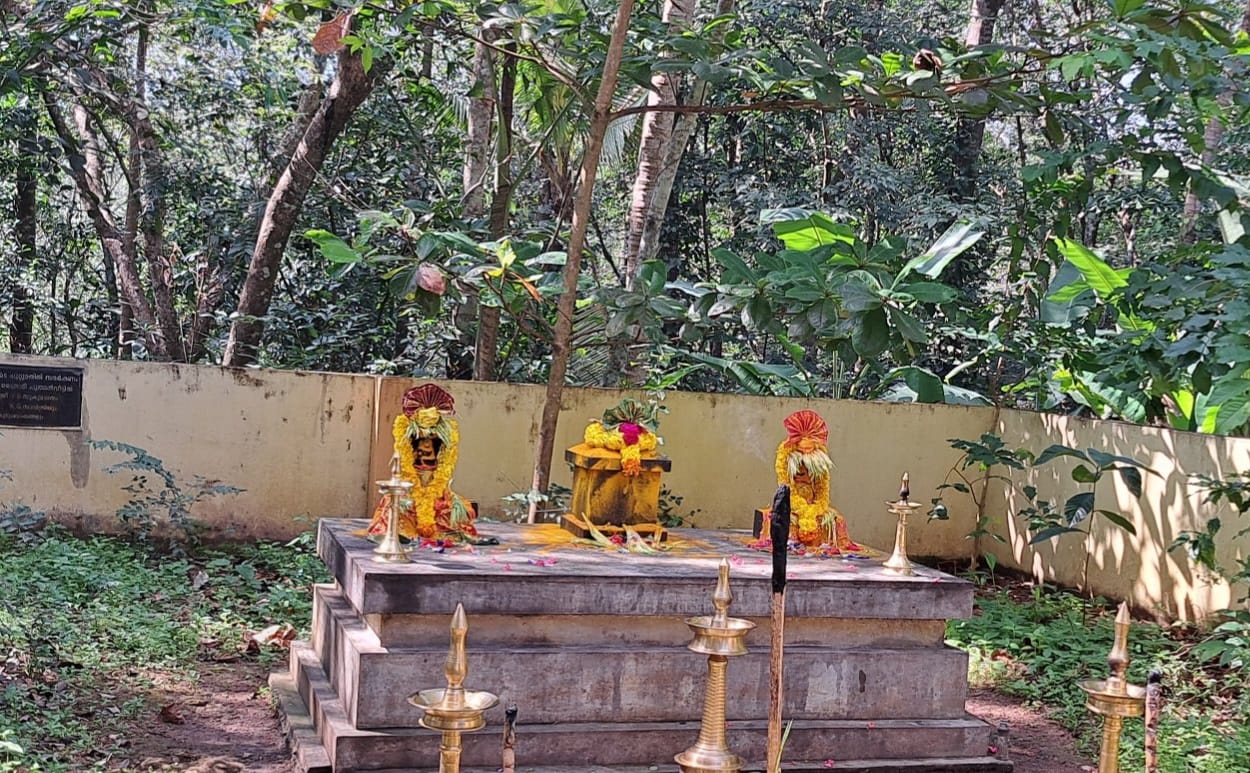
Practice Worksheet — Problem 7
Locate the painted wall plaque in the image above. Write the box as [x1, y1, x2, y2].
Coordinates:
[0, 363, 84, 429]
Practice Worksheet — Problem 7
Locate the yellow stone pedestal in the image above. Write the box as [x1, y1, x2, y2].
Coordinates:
[562, 443, 672, 537]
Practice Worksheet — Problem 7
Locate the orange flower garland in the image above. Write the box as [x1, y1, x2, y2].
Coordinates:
[584, 420, 658, 475]
[774, 441, 830, 544]
[392, 413, 460, 537]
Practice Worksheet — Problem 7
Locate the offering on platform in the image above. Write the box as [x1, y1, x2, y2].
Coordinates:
[561, 397, 671, 542]
[366, 383, 482, 542]
[757, 409, 860, 552]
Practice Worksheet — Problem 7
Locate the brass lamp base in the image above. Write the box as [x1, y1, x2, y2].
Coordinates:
[676, 559, 754, 773]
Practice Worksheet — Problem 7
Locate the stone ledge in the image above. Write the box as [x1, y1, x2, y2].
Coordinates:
[318, 519, 973, 620]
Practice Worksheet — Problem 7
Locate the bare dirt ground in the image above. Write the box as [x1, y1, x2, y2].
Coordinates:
[113, 661, 292, 773]
[966, 688, 1095, 773]
[110, 660, 1094, 772]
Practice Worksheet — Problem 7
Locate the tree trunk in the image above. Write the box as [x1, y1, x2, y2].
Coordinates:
[621, 0, 698, 287]
[132, 19, 186, 361]
[1180, 0, 1250, 243]
[476, 46, 518, 381]
[43, 95, 161, 354]
[527, 0, 636, 521]
[10, 114, 37, 353]
[222, 47, 378, 367]
[951, 0, 1008, 198]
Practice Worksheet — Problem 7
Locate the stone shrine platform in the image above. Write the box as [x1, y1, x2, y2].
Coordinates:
[271, 519, 1011, 772]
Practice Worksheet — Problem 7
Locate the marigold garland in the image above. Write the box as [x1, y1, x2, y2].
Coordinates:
[774, 440, 834, 545]
[393, 413, 460, 537]
[584, 420, 658, 475]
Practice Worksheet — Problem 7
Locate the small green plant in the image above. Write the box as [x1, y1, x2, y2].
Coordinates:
[1015, 444, 1153, 592]
[928, 433, 1030, 573]
[501, 483, 572, 522]
[89, 440, 243, 543]
[1171, 471, 1250, 669]
[658, 484, 701, 528]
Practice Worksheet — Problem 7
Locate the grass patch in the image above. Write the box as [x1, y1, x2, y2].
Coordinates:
[0, 527, 327, 772]
[946, 585, 1250, 771]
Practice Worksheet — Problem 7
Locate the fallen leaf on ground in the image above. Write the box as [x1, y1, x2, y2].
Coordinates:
[243, 623, 297, 653]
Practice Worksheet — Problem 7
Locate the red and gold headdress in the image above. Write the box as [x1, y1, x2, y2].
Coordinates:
[782, 409, 829, 453]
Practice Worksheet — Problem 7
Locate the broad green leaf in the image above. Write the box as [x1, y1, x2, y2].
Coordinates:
[852, 307, 890, 357]
[1086, 449, 1145, 470]
[1064, 492, 1095, 525]
[713, 248, 758, 283]
[1052, 238, 1128, 300]
[1117, 466, 1144, 497]
[1034, 444, 1091, 466]
[897, 281, 958, 303]
[1098, 510, 1138, 535]
[761, 208, 856, 252]
[1071, 464, 1099, 483]
[305, 230, 361, 264]
[902, 221, 984, 278]
[1029, 525, 1083, 544]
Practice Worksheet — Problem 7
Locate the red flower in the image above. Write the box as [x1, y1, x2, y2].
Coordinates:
[619, 422, 643, 445]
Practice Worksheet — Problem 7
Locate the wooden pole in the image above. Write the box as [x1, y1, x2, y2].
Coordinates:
[1144, 670, 1162, 773]
[526, 0, 636, 521]
[766, 485, 791, 773]
[502, 704, 518, 773]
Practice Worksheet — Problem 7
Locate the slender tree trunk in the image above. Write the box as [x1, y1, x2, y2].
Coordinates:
[527, 0, 636, 520]
[1180, 0, 1250, 243]
[10, 114, 37, 353]
[223, 47, 378, 367]
[951, 0, 1008, 197]
[460, 29, 496, 380]
[463, 33, 496, 220]
[622, 0, 697, 288]
[633, 0, 735, 271]
[476, 46, 518, 381]
[132, 18, 185, 361]
[43, 95, 161, 354]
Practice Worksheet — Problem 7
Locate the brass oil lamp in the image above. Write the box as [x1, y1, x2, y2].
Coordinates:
[374, 453, 413, 563]
[675, 558, 756, 773]
[409, 603, 500, 773]
[1079, 602, 1146, 773]
[882, 472, 920, 576]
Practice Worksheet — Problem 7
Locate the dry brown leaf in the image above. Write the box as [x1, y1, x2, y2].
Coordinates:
[416, 264, 447, 295]
[312, 11, 353, 55]
[243, 623, 297, 653]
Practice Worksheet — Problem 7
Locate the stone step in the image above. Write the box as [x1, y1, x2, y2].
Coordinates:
[361, 606, 947, 650]
[287, 643, 998, 771]
[313, 585, 970, 729]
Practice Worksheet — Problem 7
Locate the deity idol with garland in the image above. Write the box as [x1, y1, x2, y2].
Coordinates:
[774, 409, 860, 552]
[367, 384, 481, 542]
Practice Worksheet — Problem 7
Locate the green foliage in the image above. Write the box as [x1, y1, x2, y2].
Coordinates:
[1017, 445, 1151, 546]
[0, 528, 326, 771]
[947, 588, 1250, 771]
[1169, 472, 1250, 670]
[501, 483, 573, 522]
[928, 433, 1031, 572]
[88, 440, 243, 544]
[657, 484, 702, 528]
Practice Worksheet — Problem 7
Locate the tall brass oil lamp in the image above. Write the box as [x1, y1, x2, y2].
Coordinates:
[409, 604, 500, 773]
[1079, 602, 1146, 773]
[882, 472, 920, 576]
[374, 453, 413, 563]
[675, 558, 756, 773]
